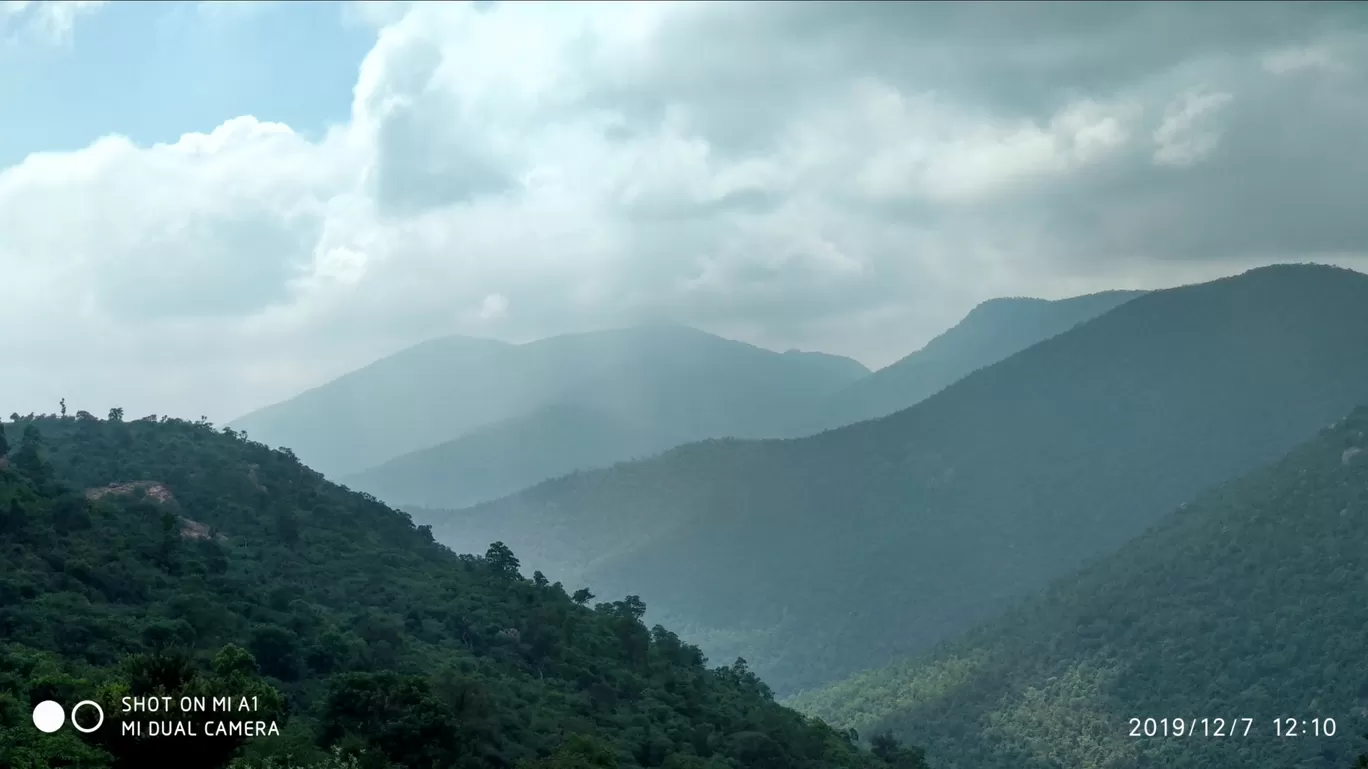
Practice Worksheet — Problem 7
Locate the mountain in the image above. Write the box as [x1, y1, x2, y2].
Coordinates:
[780, 349, 873, 384]
[231, 323, 868, 481]
[228, 335, 522, 478]
[432, 264, 1368, 696]
[0, 413, 924, 769]
[790, 405, 1368, 769]
[347, 290, 1139, 514]
[342, 404, 684, 510]
[814, 290, 1145, 429]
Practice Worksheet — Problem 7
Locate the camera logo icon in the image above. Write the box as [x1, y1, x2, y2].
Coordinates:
[32, 700, 104, 733]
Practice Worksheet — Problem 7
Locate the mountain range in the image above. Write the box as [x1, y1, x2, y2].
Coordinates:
[242, 290, 1138, 511]
[429, 264, 1368, 695]
[231, 324, 867, 485]
[9, 262, 1368, 769]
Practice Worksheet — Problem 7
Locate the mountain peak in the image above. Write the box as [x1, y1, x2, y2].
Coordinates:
[815, 287, 1144, 429]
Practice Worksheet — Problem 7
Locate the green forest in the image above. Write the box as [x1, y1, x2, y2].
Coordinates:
[791, 406, 1368, 769]
[0, 412, 926, 769]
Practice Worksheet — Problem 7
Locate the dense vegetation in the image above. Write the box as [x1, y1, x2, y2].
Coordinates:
[813, 289, 1144, 430]
[433, 265, 1368, 695]
[791, 405, 1368, 769]
[233, 323, 867, 484]
[0, 413, 922, 769]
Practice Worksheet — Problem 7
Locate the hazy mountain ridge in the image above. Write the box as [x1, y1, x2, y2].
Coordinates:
[231, 323, 868, 482]
[435, 264, 1368, 696]
[813, 289, 1146, 430]
[790, 404, 1368, 769]
[228, 335, 527, 477]
[342, 403, 687, 510]
[367, 288, 1145, 512]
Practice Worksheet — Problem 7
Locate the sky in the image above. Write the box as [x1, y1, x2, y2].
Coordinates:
[2, 1, 1367, 423]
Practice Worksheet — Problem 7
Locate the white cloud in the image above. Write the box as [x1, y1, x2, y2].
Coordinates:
[2, 1, 1367, 421]
[477, 293, 510, 321]
[1152, 89, 1234, 167]
[851, 83, 1141, 203]
[1, 0, 105, 45]
[1262, 44, 1344, 75]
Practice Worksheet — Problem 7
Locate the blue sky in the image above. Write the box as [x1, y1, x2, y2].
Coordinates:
[0, 1, 372, 166]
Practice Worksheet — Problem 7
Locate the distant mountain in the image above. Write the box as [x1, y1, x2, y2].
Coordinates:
[781, 348, 874, 383]
[814, 290, 1145, 429]
[228, 335, 522, 478]
[342, 403, 683, 510]
[231, 323, 868, 480]
[791, 405, 1368, 769]
[343, 292, 1137, 509]
[434, 264, 1368, 696]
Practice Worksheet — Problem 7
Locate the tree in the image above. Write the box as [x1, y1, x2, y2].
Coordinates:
[616, 595, 647, 621]
[523, 734, 620, 769]
[108, 406, 124, 422]
[59, 398, 67, 417]
[485, 541, 520, 576]
[320, 672, 465, 768]
[249, 625, 303, 681]
[0, 498, 27, 535]
[277, 508, 301, 547]
[869, 731, 929, 769]
[156, 509, 182, 574]
[572, 588, 595, 605]
[0, 421, 8, 456]
[11, 423, 51, 486]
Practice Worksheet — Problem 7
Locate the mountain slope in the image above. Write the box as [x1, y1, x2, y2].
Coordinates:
[0, 413, 922, 769]
[342, 404, 685, 510]
[231, 324, 867, 480]
[228, 335, 522, 478]
[781, 349, 873, 384]
[434, 264, 1368, 696]
[815, 290, 1144, 429]
[791, 405, 1368, 769]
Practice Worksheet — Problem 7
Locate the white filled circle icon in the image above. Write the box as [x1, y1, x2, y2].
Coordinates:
[32, 700, 65, 733]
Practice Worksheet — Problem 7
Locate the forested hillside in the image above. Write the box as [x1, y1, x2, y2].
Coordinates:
[791, 405, 1368, 769]
[814, 289, 1144, 429]
[432, 264, 1368, 695]
[232, 324, 867, 483]
[0, 413, 922, 769]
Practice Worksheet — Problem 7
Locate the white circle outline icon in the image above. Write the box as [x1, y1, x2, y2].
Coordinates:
[32, 700, 65, 733]
[71, 700, 104, 733]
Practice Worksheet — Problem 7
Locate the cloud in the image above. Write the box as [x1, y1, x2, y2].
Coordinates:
[1, 0, 105, 45]
[3, 1, 1368, 421]
[1152, 90, 1234, 167]
[477, 293, 509, 322]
